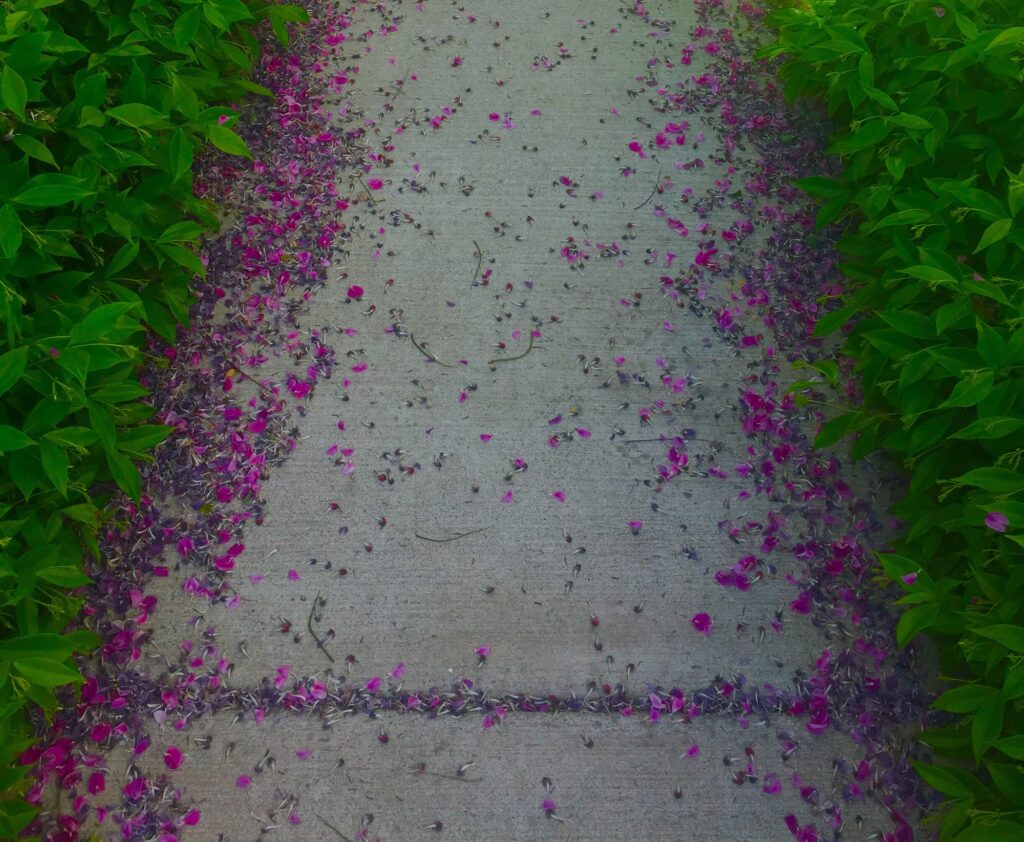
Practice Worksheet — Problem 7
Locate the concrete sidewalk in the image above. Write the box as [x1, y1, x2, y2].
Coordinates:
[92, 1, 920, 839]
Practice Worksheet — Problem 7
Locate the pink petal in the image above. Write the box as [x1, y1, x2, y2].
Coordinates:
[163, 746, 183, 770]
[552, 490, 566, 503]
[480, 433, 493, 442]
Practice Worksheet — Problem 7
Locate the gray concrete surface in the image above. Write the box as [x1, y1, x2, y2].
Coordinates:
[129, 711, 889, 841]
[127, 1, 908, 839]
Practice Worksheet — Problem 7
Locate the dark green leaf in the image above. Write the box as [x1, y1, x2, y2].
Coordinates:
[0, 426, 36, 452]
[934, 684, 998, 713]
[939, 371, 994, 408]
[38, 440, 69, 497]
[207, 124, 252, 158]
[0, 347, 29, 398]
[35, 566, 91, 587]
[0, 66, 28, 121]
[13, 658, 83, 687]
[11, 135, 57, 168]
[994, 735, 1024, 760]
[106, 450, 141, 502]
[973, 625, 1024, 652]
[106, 103, 168, 129]
[897, 603, 939, 647]
[950, 417, 1024, 440]
[954, 468, 1023, 493]
[972, 698, 1003, 762]
[910, 760, 973, 799]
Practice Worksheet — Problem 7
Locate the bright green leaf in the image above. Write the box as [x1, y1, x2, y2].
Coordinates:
[13, 658, 83, 687]
[0, 66, 28, 120]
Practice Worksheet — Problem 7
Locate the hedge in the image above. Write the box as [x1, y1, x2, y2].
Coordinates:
[758, 1, 1024, 839]
[0, 0, 306, 835]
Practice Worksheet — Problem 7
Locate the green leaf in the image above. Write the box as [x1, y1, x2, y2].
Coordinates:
[118, 424, 172, 452]
[35, 566, 90, 587]
[13, 181, 94, 207]
[910, 760, 973, 799]
[87, 401, 117, 452]
[985, 27, 1024, 51]
[954, 821, 1024, 842]
[939, 371, 993, 408]
[71, 302, 139, 344]
[106, 103, 168, 129]
[0, 205, 22, 259]
[897, 602, 939, 647]
[38, 440, 69, 496]
[173, 8, 202, 49]
[975, 219, 1012, 253]
[158, 221, 206, 244]
[0, 347, 28, 398]
[954, 468, 1023, 493]
[934, 684, 998, 713]
[885, 155, 906, 182]
[950, 417, 1024, 440]
[986, 761, 1024, 806]
[106, 450, 141, 502]
[994, 735, 1024, 760]
[207, 124, 252, 158]
[972, 698, 1003, 762]
[814, 412, 857, 449]
[0, 66, 28, 121]
[12, 658, 83, 687]
[11, 135, 57, 168]
[887, 112, 932, 131]
[868, 209, 932, 231]
[812, 304, 856, 337]
[271, 3, 310, 22]
[900, 265, 959, 284]
[973, 625, 1024, 652]
[168, 129, 194, 182]
[0, 425, 36, 452]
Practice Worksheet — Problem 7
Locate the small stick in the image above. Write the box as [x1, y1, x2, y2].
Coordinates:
[418, 770, 482, 783]
[356, 175, 378, 206]
[230, 366, 277, 399]
[471, 240, 483, 286]
[415, 526, 491, 543]
[315, 813, 353, 842]
[633, 169, 663, 210]
[410, 332, 454, 367]
[307, 592, 335, 663]
[487, 332, 533, 368]
[391, 69, 411, 101]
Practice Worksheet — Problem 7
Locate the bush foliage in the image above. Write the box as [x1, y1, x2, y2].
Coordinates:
[0, 0, 306, 834]
[758, 1, 1024, 838]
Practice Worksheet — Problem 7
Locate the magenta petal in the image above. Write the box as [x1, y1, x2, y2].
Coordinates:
[985, 511, 1008, 532]
[690, 613, 712, 635]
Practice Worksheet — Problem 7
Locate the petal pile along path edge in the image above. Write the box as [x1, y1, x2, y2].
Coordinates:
[27, 2, 937, 841]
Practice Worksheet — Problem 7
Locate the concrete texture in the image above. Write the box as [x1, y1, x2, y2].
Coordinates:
[116, 1, 917, 839]
[147, 0, 829, 695]
[131, 711, 891, 842]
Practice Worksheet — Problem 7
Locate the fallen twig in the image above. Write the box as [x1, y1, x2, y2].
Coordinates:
[487, 331, 534, 369]
[315, 813, 353, 842]
[414, 526, 491, 543]
[410, 332, 454, 367]
[307, 591, 335, 663]
[471, 239, 483, 286]
[633, 169, 663, 210]
[356, 175, 378, 206]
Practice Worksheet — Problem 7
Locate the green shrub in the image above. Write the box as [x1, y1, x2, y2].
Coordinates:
[0, 0, 306, 834]
[757, 1, 1024, 838]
